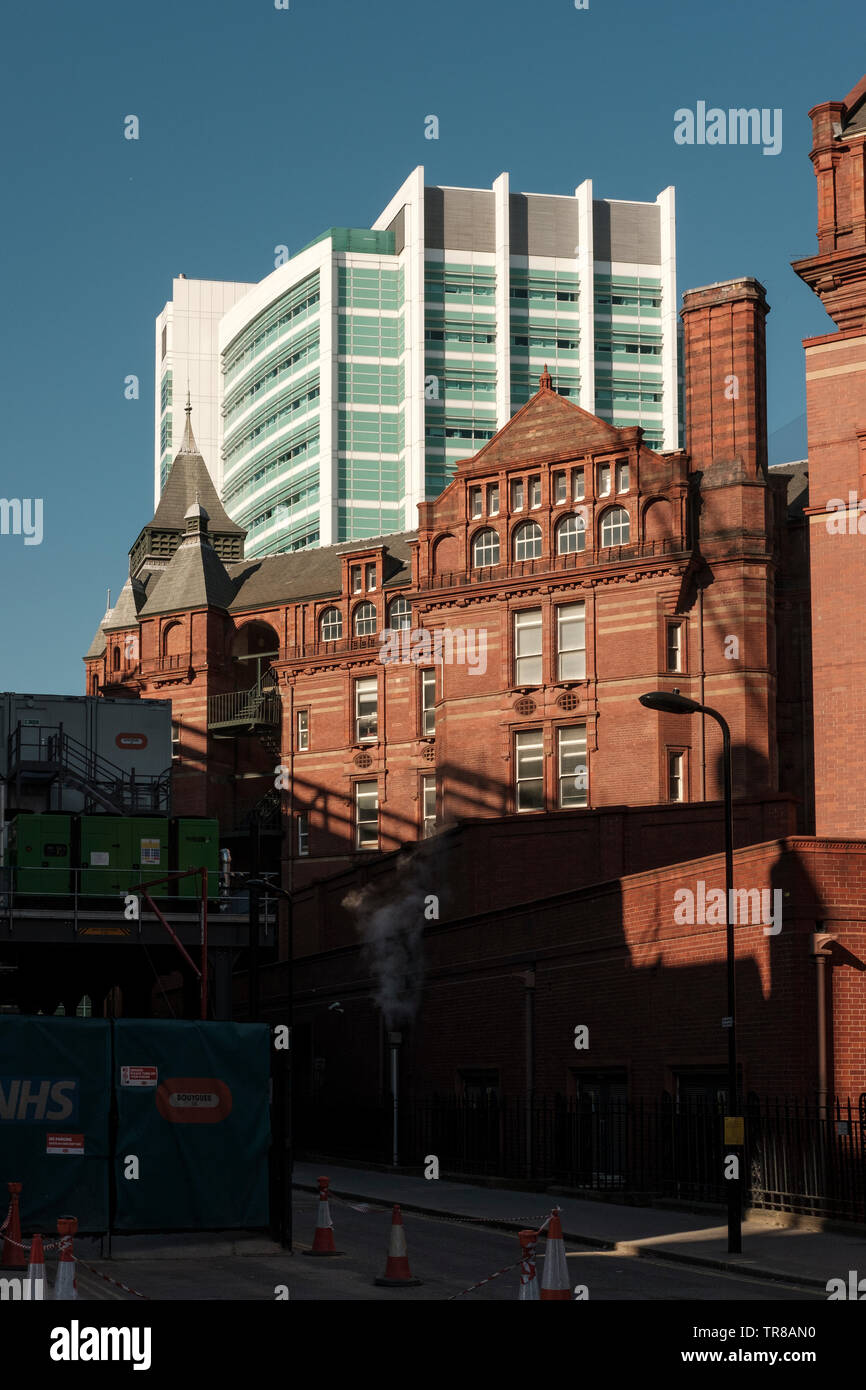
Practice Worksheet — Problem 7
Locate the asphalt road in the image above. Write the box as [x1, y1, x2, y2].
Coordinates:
[61, 1199, 824, 1302]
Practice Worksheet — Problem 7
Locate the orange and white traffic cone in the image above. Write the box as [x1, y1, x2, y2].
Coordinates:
[53, 1216, 78, 1300]
[539, 1209, 570, 1300]
[518, 1229, 539, 1300]
[374, 1205, 421, 1287]
[27, 1233, 46, 1300]
[1, 1182, 26, 1269]
[302, 1176, 343, 1256]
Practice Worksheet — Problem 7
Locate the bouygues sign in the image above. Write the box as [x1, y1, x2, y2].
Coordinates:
[155, 1078, 233, 1124]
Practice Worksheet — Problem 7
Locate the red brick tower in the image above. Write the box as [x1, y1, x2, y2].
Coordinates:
[794, 74, 866, 837]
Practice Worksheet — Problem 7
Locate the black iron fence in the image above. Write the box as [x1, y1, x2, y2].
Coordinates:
[296, 1093, 866, 1221]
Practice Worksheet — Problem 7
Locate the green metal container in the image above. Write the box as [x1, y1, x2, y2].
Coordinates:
[78, 817, 169, 897]
[9, 814, 72, 894]
[173, 818, 219, 898]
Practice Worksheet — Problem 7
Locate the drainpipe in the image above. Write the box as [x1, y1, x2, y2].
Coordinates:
[810, 930, 836, 1117]
[524, 967, 536, 1179]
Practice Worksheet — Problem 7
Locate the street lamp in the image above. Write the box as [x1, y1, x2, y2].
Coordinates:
[638, 689, 742, 1255]
[247, 877, 294, 1253]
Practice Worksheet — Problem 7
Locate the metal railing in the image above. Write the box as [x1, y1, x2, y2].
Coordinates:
[207, 682, 281, 729]
[296, 1092, 866, 1221]
[7, 725, 171, 814]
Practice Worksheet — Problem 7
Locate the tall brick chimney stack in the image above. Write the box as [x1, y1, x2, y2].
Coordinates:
[681, 278, 769, 481]
[793, 74, 866, 838]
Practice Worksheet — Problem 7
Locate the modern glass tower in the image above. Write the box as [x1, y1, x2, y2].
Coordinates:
[155, 167, 680, 559]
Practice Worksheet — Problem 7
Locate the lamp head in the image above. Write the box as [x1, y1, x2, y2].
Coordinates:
[638, 689, 703, 716]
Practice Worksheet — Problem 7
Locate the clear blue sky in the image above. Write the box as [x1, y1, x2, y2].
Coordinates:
[0, 0, 859, 693]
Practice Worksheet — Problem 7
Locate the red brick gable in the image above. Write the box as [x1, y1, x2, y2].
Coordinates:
[455, 376, 626, 474]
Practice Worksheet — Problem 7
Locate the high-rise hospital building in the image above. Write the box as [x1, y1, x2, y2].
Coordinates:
[155, 168, 680, 558]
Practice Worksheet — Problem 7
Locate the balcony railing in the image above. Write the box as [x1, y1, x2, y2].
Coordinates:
[425, 537, 688, 589]
[207, 683, 281, 730]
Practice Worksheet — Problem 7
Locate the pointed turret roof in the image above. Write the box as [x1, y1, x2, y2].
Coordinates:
[139, 501, 236, 615]
[147, 399, 243, 536]
[84, 591, 113, 658]
[458, 367, 628, 473]
[103, 575, 148, 631]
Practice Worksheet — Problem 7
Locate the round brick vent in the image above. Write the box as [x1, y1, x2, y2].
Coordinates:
[423, 745, 435, 762]
[514, 697, 537, 715]
[557, 692, 579, 711]
[354, 752, 373, 769]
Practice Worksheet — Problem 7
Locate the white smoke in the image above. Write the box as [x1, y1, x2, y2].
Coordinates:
[343, 856, 430, 1029]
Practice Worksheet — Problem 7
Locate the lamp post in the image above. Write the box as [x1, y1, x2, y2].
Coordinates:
[638, 689, 742, 1254]
[248, 876, 294, 1252]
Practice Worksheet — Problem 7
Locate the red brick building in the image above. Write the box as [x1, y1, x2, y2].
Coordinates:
[84, 73, 866, 1112]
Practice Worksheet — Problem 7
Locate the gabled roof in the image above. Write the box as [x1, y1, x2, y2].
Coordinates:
[458, 369, 626, 474]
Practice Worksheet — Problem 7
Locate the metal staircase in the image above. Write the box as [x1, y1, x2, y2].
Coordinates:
[7, 724, 171, 815]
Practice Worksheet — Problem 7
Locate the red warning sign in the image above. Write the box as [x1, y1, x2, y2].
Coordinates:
[47, 1134, 85, 1155]
[121, 1066, 158, 1088]
[156, 1078, 233, 1124]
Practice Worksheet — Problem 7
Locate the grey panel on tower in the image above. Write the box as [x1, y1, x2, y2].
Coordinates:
[425, 188, 495, 251]
[509, 195, 581, 259]
[593, 201, 661, 264]
[387, 206, 406, 255]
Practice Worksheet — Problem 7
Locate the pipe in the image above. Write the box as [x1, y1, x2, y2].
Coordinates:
[811, 931, 836, 1117]
[524, 967, 535, 1178]
[389, 1031, 401, 1167]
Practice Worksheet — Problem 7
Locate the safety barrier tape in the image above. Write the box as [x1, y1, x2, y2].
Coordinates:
[1, 1228, 150, 1299]
[444, 1212, 558, 1295]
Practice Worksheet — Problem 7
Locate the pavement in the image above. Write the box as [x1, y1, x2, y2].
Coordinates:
[292, 1160, 866, 1292]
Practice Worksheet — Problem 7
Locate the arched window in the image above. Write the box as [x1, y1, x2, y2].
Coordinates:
[600, 506, 630, 547]
[112, 646, 121, 671]
[513, 521, 542, 561]
[389, 596, 412, 630]
[320, 607, 342, 641]
[472, 528, 500, 567]
[556, 513, 586, 555]
[354, 601, 376, 636]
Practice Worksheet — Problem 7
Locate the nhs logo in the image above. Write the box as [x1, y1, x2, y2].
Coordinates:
[0, 1078, 79, 1123]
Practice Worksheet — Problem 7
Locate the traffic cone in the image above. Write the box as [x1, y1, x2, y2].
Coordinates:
[539, 1209, 570, 1300]
[374, 1205, 422, 1286]
[27, 1233, 46, 1300]
[518, 1229, 539, 1300]
[1, 1182, 26, 1269]
[53, 1216, 78, 1300]
[302, 1176, 343, 1256]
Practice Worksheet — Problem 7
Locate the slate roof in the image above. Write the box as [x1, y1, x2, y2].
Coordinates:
[103, 576, 148, 631]
[768, 459, 809, 517]
[842, 74, 866, 136]
[139, 528, 239, 615]
[147, 449, 244, 537]
[225, 532, 416, 611]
